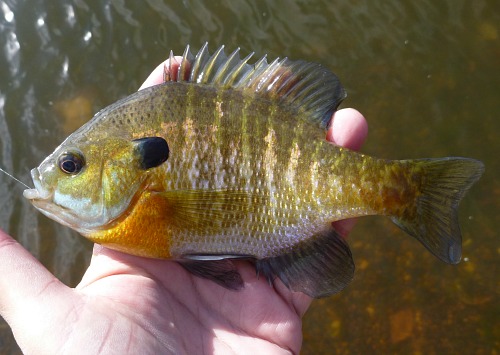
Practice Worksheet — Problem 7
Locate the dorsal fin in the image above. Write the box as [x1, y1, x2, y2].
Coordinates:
[164, 43, 347, 129]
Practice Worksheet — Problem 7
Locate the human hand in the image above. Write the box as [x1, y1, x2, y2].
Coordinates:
[0, 58, 367, 354]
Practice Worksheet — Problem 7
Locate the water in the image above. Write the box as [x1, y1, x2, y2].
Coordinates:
[0, 0, 498, 353]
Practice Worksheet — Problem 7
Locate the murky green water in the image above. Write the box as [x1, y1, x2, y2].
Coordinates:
[0, 0, 498, 353]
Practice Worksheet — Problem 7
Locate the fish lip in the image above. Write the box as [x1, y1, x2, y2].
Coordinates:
[22, 167, 96, 235]
[23, 168, 52, 200]
[23, 172, 87, 233]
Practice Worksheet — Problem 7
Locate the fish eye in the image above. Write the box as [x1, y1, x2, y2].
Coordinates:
[57, 151, 85, 175]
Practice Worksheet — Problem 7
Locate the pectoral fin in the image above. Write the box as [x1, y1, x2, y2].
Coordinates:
[161, 189, 262, 232]
[256, 226, 355, 298]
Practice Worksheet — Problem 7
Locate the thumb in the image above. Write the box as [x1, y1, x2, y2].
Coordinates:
[0, 229, 68, 324]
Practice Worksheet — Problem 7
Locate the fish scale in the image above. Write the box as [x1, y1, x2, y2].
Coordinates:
[24, 44, 484, 297]
[114, 83, 403, 256]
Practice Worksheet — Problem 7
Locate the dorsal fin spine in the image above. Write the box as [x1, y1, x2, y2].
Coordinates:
[245, 55, 269, 90]
[223, 48, 254, 86]
[164, 44, 346, 129]
[255, 57, 282, 92]
[178, 44, 194, 81]
[164, 50, 176, 82]
[201, 45, 226, 84]
[213, 48, 240, 85]
[230, 52, 255, 87]
[190, 42, 209, 83]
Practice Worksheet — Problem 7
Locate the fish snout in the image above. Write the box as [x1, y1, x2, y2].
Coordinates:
[23, 168, 52, 200]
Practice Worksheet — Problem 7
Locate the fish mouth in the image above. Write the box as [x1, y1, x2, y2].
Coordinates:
[23, 168, 52, 201]
[22, 168, 87, 232]
[22, 167, 102, 234]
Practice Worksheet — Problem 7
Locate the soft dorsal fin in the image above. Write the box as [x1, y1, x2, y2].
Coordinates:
[164, 43, 347, 129]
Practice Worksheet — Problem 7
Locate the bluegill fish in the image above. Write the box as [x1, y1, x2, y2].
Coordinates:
[23, 44, 484, 298]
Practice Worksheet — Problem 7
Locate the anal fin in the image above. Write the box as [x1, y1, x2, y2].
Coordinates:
[256, 226, 355, 298]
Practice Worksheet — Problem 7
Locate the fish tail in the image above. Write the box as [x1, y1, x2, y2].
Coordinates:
[392, 158, 484, 264]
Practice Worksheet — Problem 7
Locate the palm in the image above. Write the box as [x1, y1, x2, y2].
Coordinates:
[38, 246, 308, 354]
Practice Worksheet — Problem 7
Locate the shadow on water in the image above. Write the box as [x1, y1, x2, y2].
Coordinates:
[0, 0, 498, 353]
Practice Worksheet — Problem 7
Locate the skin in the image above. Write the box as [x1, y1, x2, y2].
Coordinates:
[0, 59, 368, 355]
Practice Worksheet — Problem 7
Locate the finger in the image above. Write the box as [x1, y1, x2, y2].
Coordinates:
[326, 108, 368, 150]
[139, 56, 183, 90]
[0, 229, 67, 321]
[138, 62, 165, 90]
[78, 244, 162, 289]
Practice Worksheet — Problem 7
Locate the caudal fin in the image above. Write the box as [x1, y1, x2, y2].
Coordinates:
[392, 158, 484, 264]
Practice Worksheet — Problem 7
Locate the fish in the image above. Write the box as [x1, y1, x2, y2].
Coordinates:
[23, 44, 484, 298]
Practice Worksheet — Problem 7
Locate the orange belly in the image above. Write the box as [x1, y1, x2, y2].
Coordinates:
[86, 191, 174, 258]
